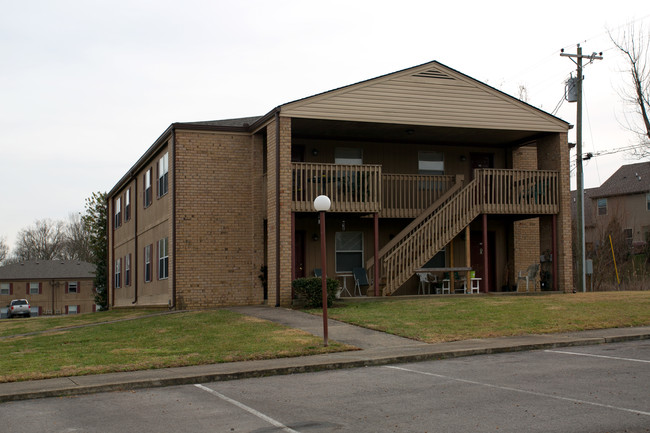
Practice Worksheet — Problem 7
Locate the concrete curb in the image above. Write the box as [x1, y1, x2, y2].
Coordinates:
[1, 330, 648, 403]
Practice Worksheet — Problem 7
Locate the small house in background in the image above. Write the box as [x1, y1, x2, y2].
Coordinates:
[575, 161, 650, 252]
[0, 260, 96, 316]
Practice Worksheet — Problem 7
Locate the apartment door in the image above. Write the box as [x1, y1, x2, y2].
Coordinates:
[470, 153, 494, 179]
[470, 231, 496, 292]
[294, 230, 306, 278]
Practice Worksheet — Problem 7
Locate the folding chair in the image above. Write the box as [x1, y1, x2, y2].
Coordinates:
[352, 267, 369, 297]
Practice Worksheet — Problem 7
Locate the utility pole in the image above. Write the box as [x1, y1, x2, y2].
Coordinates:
[561, 44, 602, 292]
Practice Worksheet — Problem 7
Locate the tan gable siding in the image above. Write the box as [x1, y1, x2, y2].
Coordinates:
[282, 64, 567, 133]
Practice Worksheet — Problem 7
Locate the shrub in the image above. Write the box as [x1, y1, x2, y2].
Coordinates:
[292, 277, 340, 308]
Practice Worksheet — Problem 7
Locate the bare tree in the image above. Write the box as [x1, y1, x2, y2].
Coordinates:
[62, 213, 93, 261]
[14, 219, 67, 261]
[609, 24, 650, 155]
[0, 237, 9, 265]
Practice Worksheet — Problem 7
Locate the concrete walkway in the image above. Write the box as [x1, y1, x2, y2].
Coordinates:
[1, 305, 648, 403]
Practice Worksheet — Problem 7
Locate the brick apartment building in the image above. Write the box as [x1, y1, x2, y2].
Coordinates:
[107, 61, 574, 309]
[0, 260, 96, 315]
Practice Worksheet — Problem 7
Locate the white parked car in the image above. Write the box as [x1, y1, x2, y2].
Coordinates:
[8, 299, 31, 318]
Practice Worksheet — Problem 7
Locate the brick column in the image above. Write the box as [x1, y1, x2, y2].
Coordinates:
[512, 144, 540, 291]
[537, 132, 573, 292]
[266, 116, 293, 307]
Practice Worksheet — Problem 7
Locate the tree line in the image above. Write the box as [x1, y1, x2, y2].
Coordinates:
[0, 192, 108, 308]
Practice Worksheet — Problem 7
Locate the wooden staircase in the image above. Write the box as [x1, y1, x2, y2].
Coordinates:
[366, 169, 560, 295]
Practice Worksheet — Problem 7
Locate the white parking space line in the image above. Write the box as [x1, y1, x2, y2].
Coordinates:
[385, 366, 650, 417]
[544, 349, 650, 363]
[194, 384, 301, 433]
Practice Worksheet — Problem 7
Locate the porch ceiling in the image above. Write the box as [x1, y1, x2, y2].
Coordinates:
[291, 118, 549, 147]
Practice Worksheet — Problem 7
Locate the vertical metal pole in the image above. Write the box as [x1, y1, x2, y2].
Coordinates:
[291, 212, 296, 299]
[483, 214, 489, 293]
[576, 44, 586, 293]
[320, 211, 328, 346]
[374, 212, 379, 297]
[552, 214, 558, 291]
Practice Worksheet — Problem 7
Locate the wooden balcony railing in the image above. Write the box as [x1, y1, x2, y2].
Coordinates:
[476, 169, 559, 214]
[291, 162, 382, 212]
[381, 174, 458, 218]
[374, 169, 559, 295]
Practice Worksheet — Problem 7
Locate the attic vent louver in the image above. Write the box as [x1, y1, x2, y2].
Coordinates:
[412, 68, 455, 80]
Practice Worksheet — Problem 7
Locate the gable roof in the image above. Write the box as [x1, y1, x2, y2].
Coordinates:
[0, 260, 95, 281]
[591, 161, 650, 198]
[279, 61, 569, 133]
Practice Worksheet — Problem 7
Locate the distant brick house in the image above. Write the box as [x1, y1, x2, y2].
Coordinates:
[577, 161, 650, 252]
[108, 61, 574, 310]
[0, 260, 96, 315]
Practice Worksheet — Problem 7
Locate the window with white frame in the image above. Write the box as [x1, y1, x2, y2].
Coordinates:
[29, 282, 39, 295]
[158, 238, 169, 279]
[335, 231, 363, 273]
[0, 283, 9, 295]
[418, 151, 445, 175]
[115, 258, 121, 289]
[647, 193, 650, 211]
[125, 254, 131, 286]
[114, 197, 121, 228]
[144, 245, 152, 282]
[125, 188, 131, 221]
[418, 151, 444, 190]
[67, 305, 78, 315]
[597, 198, 607, 215]
[335, 147, 362, 165]
[67, 281, 78, 293]
[158, 152, 169, 197]
[144, 169, 152, 208]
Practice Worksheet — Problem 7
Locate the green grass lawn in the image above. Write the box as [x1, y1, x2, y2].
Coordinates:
[0, 310, 350, 383]
[2, 292, 649, 383]
[319, 291, 650, 343]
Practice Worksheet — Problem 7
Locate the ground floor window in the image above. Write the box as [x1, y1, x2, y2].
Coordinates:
[158, 237, 169, 280]
[144, 245, 152, 282]
[335, 231, 363, 273]
[115, 258, 121, 288]
[125, 254, 131, 286]
[67, 305, 78, 315]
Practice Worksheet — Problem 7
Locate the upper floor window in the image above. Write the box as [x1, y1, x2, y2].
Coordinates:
[647, 193, 650, 211]
[597, 198, 607, 215]
[144, 169, 152, 208]
[335, 147, 362, 165]
[158, 152, 169, 197]
[158, 237, 169, 280]
[29, 282, 40, 295]
[0, 283, 10, 295]
[335, 231, 363, 273]
[67, 281, 78, 293]
[114, 197, 121, 228]
[418, 151, 444, 175]
[125, 189, 131, 221]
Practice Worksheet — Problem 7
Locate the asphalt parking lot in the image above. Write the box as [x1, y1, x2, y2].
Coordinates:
[1, 340, 648, 432]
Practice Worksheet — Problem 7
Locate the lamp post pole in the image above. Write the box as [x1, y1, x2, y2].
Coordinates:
[314, 195, 331, 347]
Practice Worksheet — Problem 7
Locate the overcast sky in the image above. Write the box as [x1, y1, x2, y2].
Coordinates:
[1, 0, 649, 251]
